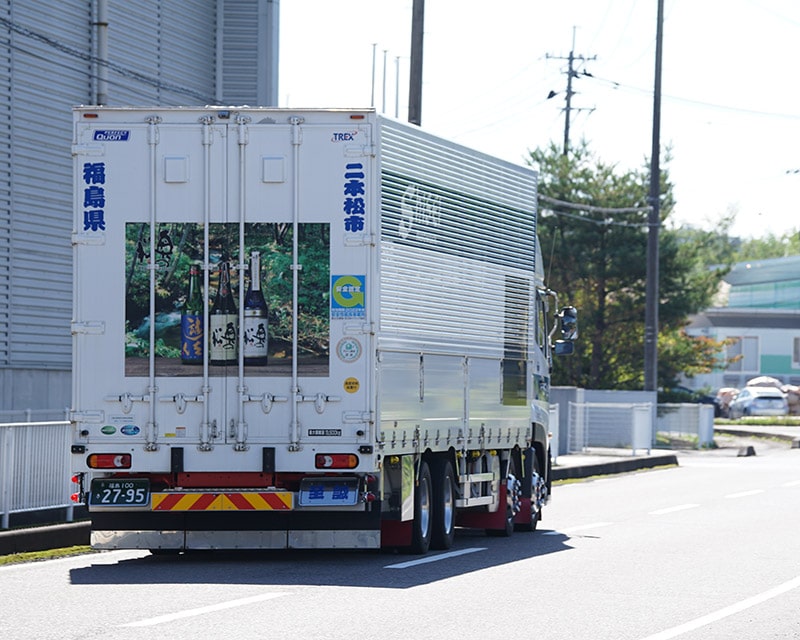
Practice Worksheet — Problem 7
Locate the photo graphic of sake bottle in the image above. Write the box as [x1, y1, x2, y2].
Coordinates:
[243, 250, 269, 365]
[209, 259, 238, 365]
[180, 262, 204, 365]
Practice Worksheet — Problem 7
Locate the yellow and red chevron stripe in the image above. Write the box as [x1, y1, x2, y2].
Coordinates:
[152, 492, 293, 511]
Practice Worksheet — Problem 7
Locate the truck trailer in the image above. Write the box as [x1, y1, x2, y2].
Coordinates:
[69, 106, 576, 553]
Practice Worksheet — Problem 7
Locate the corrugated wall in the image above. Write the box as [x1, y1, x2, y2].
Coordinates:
[0, 0, 274, 411]
[106, 0, 217, 106]
[0, 3, 10, 367]
[221, 0, 273, 105]
[4, 1, 90, 368]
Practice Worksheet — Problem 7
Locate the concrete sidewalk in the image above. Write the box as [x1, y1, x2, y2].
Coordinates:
[2, 424, 797, 556]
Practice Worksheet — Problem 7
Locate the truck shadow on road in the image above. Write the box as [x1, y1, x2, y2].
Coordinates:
[69, 528, 573, 589]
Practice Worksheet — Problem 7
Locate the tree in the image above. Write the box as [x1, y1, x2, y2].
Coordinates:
[530, 140, 729, 390]
[735, 229, 800, 260]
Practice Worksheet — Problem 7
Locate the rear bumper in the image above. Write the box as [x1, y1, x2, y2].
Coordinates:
[92, 528, 380, 550]
[89, 506, 382, 550]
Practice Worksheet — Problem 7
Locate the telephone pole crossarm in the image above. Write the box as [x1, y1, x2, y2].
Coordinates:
[545, 28, 596, 155]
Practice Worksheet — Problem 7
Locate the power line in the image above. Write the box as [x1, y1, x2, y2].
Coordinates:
[538, 193, 650, 215]
[588, 73, 800, 121]
[0, 16, 216, 104]
[538, 194, 651, 229]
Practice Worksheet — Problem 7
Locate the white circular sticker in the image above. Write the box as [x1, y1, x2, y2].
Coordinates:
[336, 337, 362, 363]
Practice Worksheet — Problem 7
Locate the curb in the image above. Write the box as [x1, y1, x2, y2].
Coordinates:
[0, 521, 90, 556]
[552, 453, 679, 481]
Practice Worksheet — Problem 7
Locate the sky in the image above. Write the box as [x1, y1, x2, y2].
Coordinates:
[279, 0, 800, 240]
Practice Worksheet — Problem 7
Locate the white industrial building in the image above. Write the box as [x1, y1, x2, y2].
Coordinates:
[686, 255, 800, 392]
[0, 0, 278, 418]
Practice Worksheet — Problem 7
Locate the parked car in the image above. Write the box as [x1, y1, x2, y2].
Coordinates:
[659, 385, 722, 417]
[727, 386, 789, 419]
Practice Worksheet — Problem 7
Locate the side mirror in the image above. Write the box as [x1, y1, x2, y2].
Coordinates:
[558, 306, 578, 341]
[554, 340, 574, 356]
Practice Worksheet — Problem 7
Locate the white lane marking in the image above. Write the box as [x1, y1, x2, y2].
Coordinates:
[649, 504, 700, 516]
[384, 547, 486, 569]
[725, 489, 765, 499]
[638, 575, 800, 640]
[542, 521, 613, 536]
[121, 592, 288, 627]
[782, 480, 800, 487]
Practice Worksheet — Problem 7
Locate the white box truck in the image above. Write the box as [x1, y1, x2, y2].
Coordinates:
[70, 106, 576, 553]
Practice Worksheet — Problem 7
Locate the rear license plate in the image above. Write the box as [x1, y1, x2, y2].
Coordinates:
[89, 478, 150, 508]
[298, 477, 359, 507]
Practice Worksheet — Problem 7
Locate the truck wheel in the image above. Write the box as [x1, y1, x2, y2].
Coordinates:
[431, 457, 456, 550]
[487, 457, 517, 537]
[516, 453, 543, 532]
[409, 459, 433, 554]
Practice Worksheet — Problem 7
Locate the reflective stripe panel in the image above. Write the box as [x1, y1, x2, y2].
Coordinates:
[152, 493, 224, 511]
[226, 492, 293, 510]
[151, 492, 293, 511]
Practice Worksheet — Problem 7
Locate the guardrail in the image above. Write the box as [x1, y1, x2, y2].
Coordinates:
[0, 420, 73, 529]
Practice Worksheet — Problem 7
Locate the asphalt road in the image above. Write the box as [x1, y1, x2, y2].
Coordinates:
[2, 436, 799, 640]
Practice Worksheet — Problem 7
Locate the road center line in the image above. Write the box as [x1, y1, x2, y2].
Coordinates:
[638, 575, 800, 640]
[121, 592, 288, 627]
[543, 522, 613, 536]
[384, 547, 486, 569]
[649, 504, 700, 515]
[725, 489, 764, 499]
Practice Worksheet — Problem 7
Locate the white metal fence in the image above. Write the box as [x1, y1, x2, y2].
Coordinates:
[568, 402, 653, 455]
[656, 403, 715, 447]
[565, 401, 715, 456]
[0, 420, 73, 529]
[0, 408, 69, 423]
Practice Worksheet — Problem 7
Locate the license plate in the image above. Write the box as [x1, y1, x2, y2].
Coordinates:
[298, 477, 359, 507]
[89, 478, 150, 508]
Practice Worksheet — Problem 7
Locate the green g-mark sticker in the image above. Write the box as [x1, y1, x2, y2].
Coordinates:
[331, 275, 365, 319]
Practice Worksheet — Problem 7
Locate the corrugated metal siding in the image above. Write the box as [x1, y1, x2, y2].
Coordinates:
[6, 1, 90, 366]
[378, 117, 538, 354]
[0, 1, 228, 372]
[106, 0, 217, 106]
[161, 1, 217, 104]
[0, 2, 11, 365]
[221, 0, 260, 104]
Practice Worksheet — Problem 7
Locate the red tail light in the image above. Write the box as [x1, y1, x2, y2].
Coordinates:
[315, 453, 359, 469]
[87, 453, 132, 469]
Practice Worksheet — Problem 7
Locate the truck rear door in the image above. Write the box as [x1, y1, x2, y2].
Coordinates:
[73, 109, 374, 470]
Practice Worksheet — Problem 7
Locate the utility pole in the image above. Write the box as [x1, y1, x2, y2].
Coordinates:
[644, 0, 665, 392]
[546, 27, 596, 155]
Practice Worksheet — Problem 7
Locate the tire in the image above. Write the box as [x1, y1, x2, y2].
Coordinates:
[409, 459, 433, 554]
[431, 457, 457, 550]
[517, 453, 543, 532]
[487, 456, 517, 537]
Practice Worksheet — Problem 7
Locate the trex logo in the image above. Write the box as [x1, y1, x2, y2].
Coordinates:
[331, 131, 358, 142]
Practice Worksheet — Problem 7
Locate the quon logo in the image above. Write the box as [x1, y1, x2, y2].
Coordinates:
[93, 130, 130, 142]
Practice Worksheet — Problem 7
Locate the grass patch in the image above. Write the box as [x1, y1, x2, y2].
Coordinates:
[553, 463, 679, 485]
[715, 417, 800, 427]
[0, 545, 95, 566]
